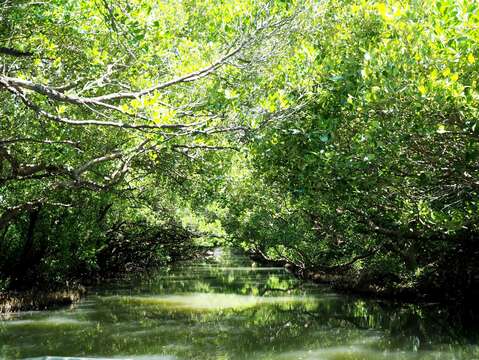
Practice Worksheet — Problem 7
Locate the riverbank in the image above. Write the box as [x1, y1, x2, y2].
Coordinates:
[1, 245, 473, 314]
[0, 246, 215, 314]
[0, 285, 86, 313]
[248, 249, 478, 306]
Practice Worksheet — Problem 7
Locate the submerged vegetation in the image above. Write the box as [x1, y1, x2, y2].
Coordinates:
[1, 0, 478, 305]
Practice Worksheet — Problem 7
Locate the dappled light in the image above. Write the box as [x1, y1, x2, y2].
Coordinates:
[1, 251, 478, 359]
[1, 0, 479, 358]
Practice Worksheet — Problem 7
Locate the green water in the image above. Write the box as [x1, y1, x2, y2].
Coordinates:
[1, 249, 478, 360]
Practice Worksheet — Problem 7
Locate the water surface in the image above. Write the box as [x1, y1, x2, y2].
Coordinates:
[1, 249, 478, 359]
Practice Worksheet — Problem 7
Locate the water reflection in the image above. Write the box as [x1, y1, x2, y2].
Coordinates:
[0, 249, 478, 360]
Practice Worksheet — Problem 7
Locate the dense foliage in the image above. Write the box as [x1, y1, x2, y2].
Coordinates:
[0, 0, 295, 288]
[1, 0, 478, 302]
[213, 0, 479, 301]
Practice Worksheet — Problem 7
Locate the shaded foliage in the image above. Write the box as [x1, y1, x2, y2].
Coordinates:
[211, 0, 479, 303]
[1, 0, 478, 303]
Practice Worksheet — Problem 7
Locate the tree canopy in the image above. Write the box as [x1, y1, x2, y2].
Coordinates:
[1, 0, 478, 301]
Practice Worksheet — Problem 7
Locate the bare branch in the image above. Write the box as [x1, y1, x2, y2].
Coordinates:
[90, 45, 245, 102]
[73, 152, 123, 178]
[0, 198, 71, 230]
[0, 80, 204, 131]
[172, 144, 239, 151]
[0, 43, 243, 107]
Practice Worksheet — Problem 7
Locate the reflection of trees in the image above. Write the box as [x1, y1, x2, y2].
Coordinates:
[1, 251, 478, 359]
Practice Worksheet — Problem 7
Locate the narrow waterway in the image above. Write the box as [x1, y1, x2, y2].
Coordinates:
[1, 249, 478, 359]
